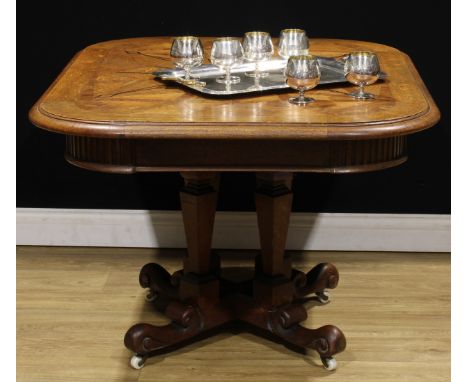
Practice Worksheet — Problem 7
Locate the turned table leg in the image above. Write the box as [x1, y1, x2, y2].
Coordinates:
[124, 172, 231, 369]
[250, 172, 346, 370]
[179, 172, 220, 279]
[255, 172, 294, 278]
[253, 172, 294, 307]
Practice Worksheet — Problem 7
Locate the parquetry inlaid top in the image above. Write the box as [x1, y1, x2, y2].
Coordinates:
[29, 37, 439, 140]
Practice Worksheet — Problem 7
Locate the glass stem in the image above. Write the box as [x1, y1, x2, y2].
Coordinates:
[225, 66, 231, 84]
[184, 66, 190, 81]
[254, 75, 260, 88]
[358, 83, 365, 96]
[255, 61, 260, 77]
[299, 88, 305, 101]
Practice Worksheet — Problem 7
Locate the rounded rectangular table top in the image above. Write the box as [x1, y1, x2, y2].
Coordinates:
[29, 37, 439, 140]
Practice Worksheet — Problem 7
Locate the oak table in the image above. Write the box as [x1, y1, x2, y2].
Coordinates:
[29, 37, 440, 371]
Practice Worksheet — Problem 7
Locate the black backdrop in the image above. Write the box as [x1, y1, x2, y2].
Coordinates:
[17, 0, 450, 213]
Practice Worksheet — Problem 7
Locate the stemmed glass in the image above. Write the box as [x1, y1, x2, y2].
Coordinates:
[170, 36, 204, 84]
[344, 52, 380, 99]
[242, 31, 274, 78]
[210, 38, 244, 85]
[285, 55, 321, 105]
[278, 29, 309, 58]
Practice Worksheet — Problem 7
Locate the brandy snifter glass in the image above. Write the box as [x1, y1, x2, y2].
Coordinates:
[210, 38, 244, 85]
[344, 51, 380, 99]
[278, 29, 309, 59]
[285, 55, 321, 105]
[242, 31, 274, 78]
[170, 36, 204, 84]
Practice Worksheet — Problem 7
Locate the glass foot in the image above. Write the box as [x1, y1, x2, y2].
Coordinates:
[348, 91, 375, 100]
[216, 75, 241, 84]
[180, 79, 205, 86]
[247, 85, 264, 91]
[244, 71, 270, 78]
[289, 96, 314, 105]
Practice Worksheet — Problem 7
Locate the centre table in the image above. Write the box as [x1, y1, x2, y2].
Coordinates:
[29, 37, 440, 371]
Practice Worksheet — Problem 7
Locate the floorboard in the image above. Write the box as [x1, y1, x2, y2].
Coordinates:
[17, 246, 450, 382]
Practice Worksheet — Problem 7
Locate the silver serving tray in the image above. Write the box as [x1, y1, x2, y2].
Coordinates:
[153, 57, 387, 95]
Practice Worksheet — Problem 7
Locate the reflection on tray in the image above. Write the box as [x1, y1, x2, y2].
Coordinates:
[154, 57, 386, 96]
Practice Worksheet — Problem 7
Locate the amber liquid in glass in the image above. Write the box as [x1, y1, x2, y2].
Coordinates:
[287, 77, 320, 90]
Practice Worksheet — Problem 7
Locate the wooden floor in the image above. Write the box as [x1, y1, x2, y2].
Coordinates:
[17, 247, 450, 382]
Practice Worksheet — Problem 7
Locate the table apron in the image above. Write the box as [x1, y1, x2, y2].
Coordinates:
[65, 136, 408, 174]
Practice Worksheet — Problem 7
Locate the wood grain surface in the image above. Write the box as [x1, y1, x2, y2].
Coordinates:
[17, 246, 450, 382]
[29, 37, 440, 140]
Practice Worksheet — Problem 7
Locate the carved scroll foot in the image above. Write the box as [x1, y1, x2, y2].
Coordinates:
[139, 263, 182, 302]
[292, 263, 339, 303]
[269, 304, 346, 370]
[124, 300, 203, 368]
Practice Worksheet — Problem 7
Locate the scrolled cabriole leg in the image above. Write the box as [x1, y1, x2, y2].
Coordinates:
[291, 263, 339, 303]
[307, 325, 346, 370]
[124, 301, 203, 368]
[139, 263, 181, 301]
[269, 305, 346, 371]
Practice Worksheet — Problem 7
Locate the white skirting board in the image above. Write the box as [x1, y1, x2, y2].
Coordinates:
[16, 208, 451, 252]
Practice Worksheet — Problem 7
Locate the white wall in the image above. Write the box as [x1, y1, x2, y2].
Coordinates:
[16, 209, 450, 252]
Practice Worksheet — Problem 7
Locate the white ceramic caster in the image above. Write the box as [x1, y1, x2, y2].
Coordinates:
[145, 290, 158, 302]
[130, 354, 145, 370]
[316, 290, 330, 304]
[321, 356, 337, 371]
